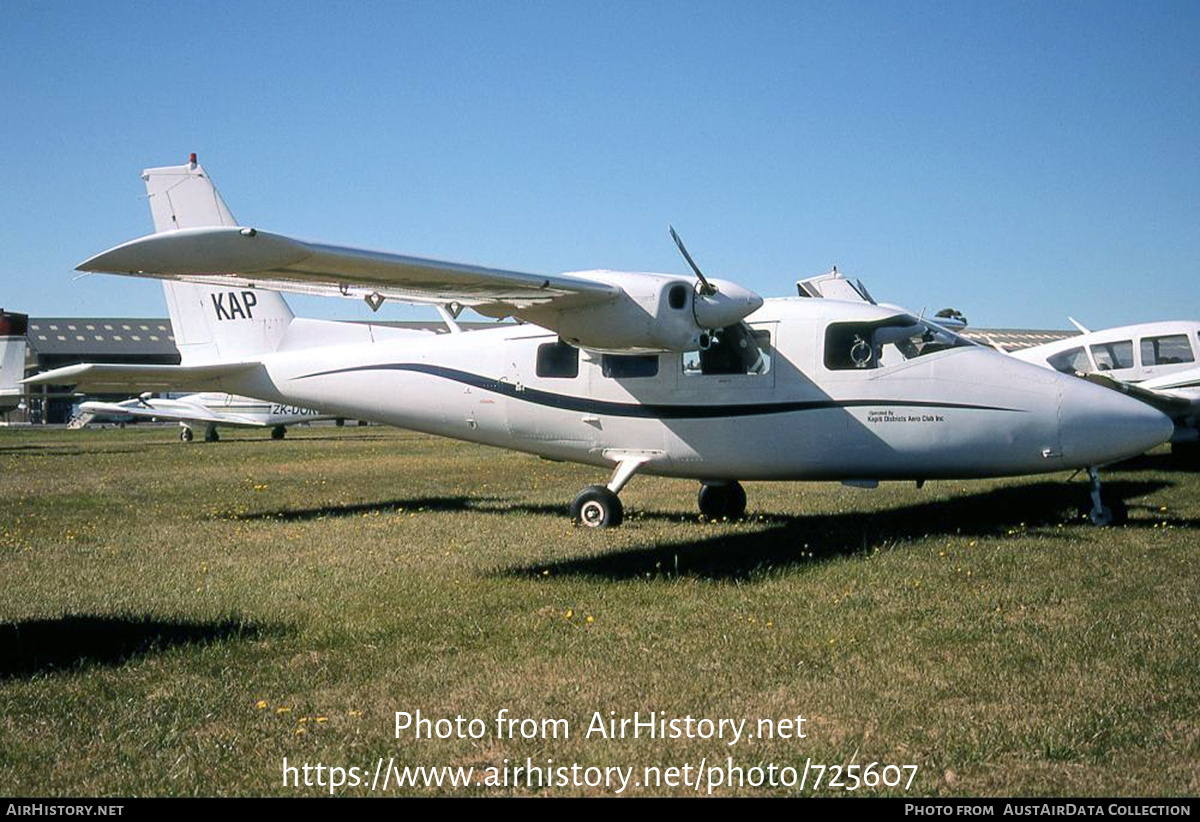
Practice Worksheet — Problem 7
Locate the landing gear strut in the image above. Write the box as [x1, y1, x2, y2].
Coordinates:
[1084, 466, 1127, 526]
[698, 481, 747, 520]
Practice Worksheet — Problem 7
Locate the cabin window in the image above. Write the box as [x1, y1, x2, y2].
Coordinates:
[602, 354, 659, 379]
[1047, 347, 1091, 374]
[824, 316, 974, 371]
[1140, 334, 1194, 366]
[683, 326, 771, 376]
[1089, 341, 1134, 371]
[536, 341, 579, 378]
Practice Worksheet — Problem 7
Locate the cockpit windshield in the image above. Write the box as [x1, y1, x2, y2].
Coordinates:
[824, 315, 976, 370]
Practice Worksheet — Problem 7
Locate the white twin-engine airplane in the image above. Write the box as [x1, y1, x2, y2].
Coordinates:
[1011, 320, 1200, 462]
[76, 392, 333, 441]
[30, 157, 1173, 527]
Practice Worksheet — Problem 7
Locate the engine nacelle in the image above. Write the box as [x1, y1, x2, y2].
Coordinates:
[519, 270, 762, 353]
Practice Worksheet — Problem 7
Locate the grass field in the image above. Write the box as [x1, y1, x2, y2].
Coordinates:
[1, 424, 1197, 797]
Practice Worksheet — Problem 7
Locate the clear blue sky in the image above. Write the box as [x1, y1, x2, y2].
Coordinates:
[2, 0, 1197, 329]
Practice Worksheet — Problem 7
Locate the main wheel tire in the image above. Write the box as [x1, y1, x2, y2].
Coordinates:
[180, 427, 194, 442]
[698, 481, 747, 520]
[271, 425, 286, 440]
[570, 485, 624, 528]
[204, 428, 220, 443]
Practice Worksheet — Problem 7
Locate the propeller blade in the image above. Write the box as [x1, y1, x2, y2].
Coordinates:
[669, 225, 716, 296]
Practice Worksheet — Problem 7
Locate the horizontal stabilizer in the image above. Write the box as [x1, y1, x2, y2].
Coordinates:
[24, 361, 259, 393]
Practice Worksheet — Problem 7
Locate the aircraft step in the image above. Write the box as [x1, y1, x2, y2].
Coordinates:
[67, 412, 94, 429]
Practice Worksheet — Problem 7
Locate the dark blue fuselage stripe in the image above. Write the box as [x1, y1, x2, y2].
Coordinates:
[298, 363, 1022, 419]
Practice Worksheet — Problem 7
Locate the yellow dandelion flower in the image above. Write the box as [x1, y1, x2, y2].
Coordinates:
[255, 700, 268, 710]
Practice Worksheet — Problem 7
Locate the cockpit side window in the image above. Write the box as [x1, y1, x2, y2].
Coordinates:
[1140, 334, 1195, 366]
[823, 316, 974, 371]
[1047, 346, 1091, 374]
[1089, 340, 1134, 371]
[683, 325, 771, 376]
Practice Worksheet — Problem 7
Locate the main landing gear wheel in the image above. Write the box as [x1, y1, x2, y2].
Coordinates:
[570, 485, 624, 528]
[204, 427, 220, 443]
[180, 427, 194, 442]
[271, 425, 286, 440]
[698, 481, 747, 520]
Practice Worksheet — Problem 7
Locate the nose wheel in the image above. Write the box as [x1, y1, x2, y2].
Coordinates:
[698, 481, 747, 520]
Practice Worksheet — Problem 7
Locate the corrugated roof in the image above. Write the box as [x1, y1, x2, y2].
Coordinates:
[27, 318, 177, 358]
[961, 328, 1078, 351]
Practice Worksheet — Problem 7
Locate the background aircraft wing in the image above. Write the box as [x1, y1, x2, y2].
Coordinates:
[1140, 365, 1200, 393]
[1077, 372, 1194, 414]
[78, 399, 232, 426]
[78, 226, 622, 315]
[24, 362, 260, 393]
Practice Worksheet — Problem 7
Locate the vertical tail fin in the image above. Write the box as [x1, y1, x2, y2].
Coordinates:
[145, 156, 294, 365]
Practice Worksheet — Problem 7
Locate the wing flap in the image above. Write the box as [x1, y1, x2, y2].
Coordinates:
[79, 226, 620, 312]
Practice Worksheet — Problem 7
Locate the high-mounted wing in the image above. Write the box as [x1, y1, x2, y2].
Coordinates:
[79, 225, 762, 353]
[78, 226, 620, 315]
[78, 156, 763, 353]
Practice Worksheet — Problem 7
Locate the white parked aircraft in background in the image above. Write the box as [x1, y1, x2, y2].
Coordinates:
[1, 311, 28, 415]
[28, 157, 1173, 526]
[1012, 321, 1200, 462]
[76, 391, 333, 441]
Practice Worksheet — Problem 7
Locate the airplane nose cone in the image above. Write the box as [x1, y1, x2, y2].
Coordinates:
[1057, 378, 1173, 466]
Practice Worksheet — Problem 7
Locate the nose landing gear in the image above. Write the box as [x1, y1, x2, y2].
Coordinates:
[1084, 466, 1127, 526]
